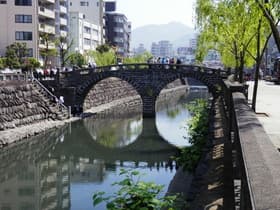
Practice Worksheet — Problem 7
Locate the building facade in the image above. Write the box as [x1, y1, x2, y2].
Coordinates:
[68, 0, 105, 44]
[69, 12, 101, 55]
[0, 0, 69, 67]
[151, 40, 173, 58]
[105, 12, 131, 57]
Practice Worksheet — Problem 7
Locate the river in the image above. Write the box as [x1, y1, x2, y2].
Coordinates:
[0, 87, 209, 210]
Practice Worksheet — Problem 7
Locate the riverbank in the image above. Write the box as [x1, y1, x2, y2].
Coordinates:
[166, 96, 225, 209]
[0, 117, 79, 146]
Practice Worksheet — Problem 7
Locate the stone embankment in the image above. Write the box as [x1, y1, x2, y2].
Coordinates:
[0, 81, 70, 146]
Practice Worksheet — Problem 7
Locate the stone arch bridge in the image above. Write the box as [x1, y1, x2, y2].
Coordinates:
[52, 63, 228, 117]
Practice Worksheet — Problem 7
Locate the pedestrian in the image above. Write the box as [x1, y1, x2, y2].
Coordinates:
[59, 95, 64, 105]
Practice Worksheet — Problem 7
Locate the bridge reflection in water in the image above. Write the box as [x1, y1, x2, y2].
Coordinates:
[0, 88, 209, 210]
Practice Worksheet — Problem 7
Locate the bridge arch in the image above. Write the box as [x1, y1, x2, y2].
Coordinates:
[82, 76, 143, 112]
[71, 64, 225, 117]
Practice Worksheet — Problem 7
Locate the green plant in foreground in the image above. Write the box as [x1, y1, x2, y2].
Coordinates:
[93, 169, 179, 210]
[176, 99, 209, 172]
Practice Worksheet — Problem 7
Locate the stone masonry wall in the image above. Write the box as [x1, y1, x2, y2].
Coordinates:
[0, 82, 64, 131]
[83, 77, 185, 111]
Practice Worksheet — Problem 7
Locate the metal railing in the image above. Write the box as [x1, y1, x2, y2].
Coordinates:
[0, 73, 32, 81]
[31, 77, 70, 117]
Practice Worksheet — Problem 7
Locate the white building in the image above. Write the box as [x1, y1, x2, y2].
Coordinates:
[0, 0, 69, 66]
[68, 0, 105, 45]
[189, 37, 197, 50]
[151, 40, 173, 58]
[69, 12, 101, 54]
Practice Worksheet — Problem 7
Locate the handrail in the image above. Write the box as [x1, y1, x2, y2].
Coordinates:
[32, 77, 68, 111]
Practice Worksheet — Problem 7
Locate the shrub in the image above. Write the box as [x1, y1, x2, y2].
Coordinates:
[176, 99, 209, 172]
[93, 169, 179, 210]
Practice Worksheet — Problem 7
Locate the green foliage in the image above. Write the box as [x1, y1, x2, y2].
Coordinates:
[22, 58, 41, 71]
[0, 57, 5, 69]
[123, 52, 153, 64]
[96, 44, 112, 53]
[255, 0, 280, 52]
[93, 169, 181, 210]
[55, 36, 73, 67]
[195, 0, 271, 82]
[39, 33, 57, 67]
[5, 42, 28, 68]
[68, 52, 86, 68]
[176, 99, 209, 172]
[89, 49, 117, 66]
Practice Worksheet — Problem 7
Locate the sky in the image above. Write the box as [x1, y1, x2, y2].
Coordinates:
[115, 0, 197, 29]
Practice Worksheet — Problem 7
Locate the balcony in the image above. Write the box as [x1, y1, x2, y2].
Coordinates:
[39, 7, 55, 19]
[60, 30, 67, 37]
[40, 0, 55, 4]
[60, 5, 67, 14]
[60, 17, 67, 26]
[39, 42, 56, 49]
[39, 24, 55, 34]
[83, 33, 91, 39]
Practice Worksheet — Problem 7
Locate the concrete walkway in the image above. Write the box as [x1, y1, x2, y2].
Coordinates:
[247, 80, 280, 149]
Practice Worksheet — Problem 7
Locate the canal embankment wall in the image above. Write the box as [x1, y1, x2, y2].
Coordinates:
[0, 81, 65, 131]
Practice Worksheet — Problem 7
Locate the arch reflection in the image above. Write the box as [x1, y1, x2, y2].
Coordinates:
[83, 112, 143, 148]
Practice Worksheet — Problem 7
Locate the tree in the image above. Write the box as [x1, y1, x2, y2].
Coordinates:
[22, 57, 41, 73]
[0, 57, 5, 69]
[123, 52, 152, 64]
[195, 0, 267, 83]
[55, 36, 73, 68]
[88, 48, 117, 66]
[256, 0, 280, 52]
[96, 44, 111, 53]
[68, 52, 86, 68]
[39, 33, 57, 68]
[5, 42, 28, 69]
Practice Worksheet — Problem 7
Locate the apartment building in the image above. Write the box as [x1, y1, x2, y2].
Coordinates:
[151, 40, 173, 58]
[69, 11, 101, 54]
[68, 0, 105, 45]
[105, 12, 131, 57]
[0, 0, 69, 66]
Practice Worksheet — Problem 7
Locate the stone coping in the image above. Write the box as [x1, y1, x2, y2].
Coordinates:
[233, 92, 280, 209]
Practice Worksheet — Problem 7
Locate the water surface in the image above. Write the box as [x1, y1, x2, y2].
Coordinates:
[0, 88, 209, 210]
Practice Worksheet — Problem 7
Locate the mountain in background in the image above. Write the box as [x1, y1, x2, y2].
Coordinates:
[131, 21, 196, 51]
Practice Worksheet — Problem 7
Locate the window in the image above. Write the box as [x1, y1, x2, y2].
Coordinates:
[84, 26, 91, 34]
[70, 2, 72, 6]
[84, 38, 91, 45]
[0, 1, 7, 4]
[114, 27, 124, 33]
[15, 31, 32, 40]
[15, 0, 32, 6]
[15, 15, 32, 23]
[80, 1, 88, 6]
[114, 16, 124, 23]
[18, 187, 35, 196]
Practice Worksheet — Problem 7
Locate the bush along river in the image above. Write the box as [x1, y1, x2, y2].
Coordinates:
[0, 87, 210, 210]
